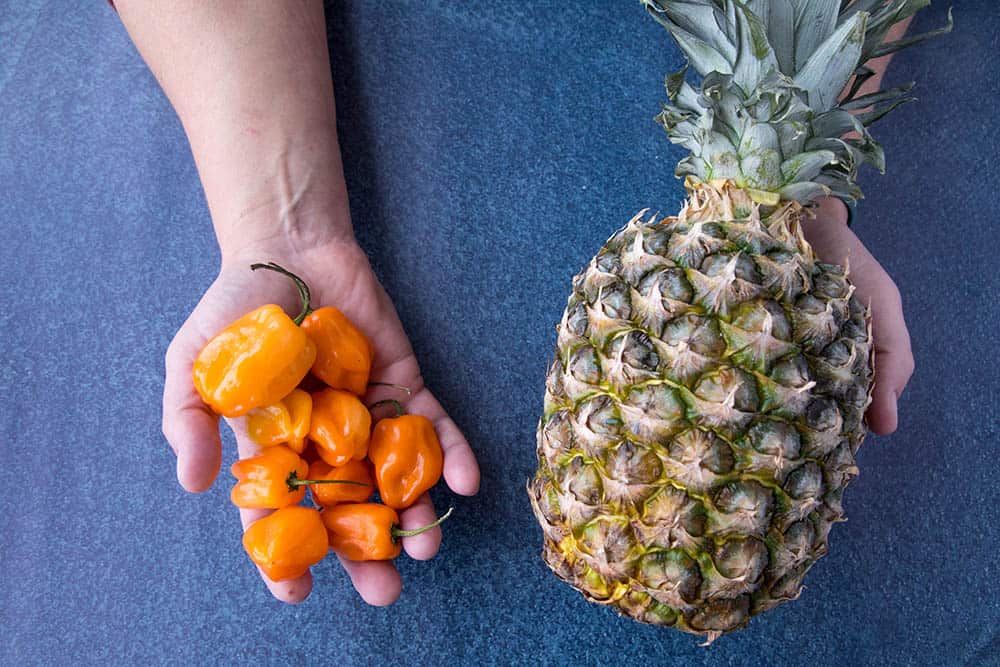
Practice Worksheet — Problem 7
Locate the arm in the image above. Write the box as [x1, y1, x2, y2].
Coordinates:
[115, 0, 480, 604]
[804, 17, 916, 435]
[115, 1, 348, 257]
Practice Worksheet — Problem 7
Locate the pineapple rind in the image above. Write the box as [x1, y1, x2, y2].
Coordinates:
[530, 181, 873, 641]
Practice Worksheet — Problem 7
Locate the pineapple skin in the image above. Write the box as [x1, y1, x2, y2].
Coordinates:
[529, 180, 873, 643]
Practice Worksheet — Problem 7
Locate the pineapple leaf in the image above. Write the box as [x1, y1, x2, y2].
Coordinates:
[859, 0, 931, 61]
[780, 150, 837, 184]
[838, 0, 886, 22]
[841, 65, 876, 104]
[776, 120, 807, 160]
[644, 0, 734, 75]
[870, 7, 954, 58]
[732, 0, 780, 94]
[793, 12, 867, 111]
[846, 136, 887, 173]
[838, 81, 915, 111]
[739, 121, 781, 156]
[856, 96, 917, 126]
[766, 0, 797, 75]
[790, 0, 839, 72]
[810, 109, 865, 140]
[657, 0, 739, 65]
[778, 181, 830, 202]
[665, 66, 689, 101]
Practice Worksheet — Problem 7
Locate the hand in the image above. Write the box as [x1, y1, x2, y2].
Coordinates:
[162, 237, 481, 604]
[802, 198, 915, 435]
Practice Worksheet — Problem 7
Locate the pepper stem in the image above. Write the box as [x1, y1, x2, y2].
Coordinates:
[250, 262, 314, 325]
[391, 507, 454, 540]
[367, 382, 413, 396]
[368, 399, 405, 418]
[286, 470, 368, 491]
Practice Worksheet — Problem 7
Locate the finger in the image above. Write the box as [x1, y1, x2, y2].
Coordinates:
[398, 492, 441, 561]
[336, 555, 402, 606]
[867, 296, 914, 436]
[163, 335, 222, 493]
[868, 340, 911, 436]
[405, 388, 481, 496]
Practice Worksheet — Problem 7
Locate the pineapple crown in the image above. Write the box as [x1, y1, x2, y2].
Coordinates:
[644, 0, 952, 204]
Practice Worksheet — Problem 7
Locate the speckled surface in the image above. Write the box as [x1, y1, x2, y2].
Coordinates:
[1, 1, 997, 665]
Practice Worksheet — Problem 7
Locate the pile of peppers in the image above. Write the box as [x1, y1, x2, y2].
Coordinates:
[192, 263, 448, 584]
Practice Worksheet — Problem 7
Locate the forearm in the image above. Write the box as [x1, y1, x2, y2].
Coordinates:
[115, 0, 350, 260]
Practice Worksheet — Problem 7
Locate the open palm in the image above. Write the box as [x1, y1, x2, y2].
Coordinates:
[162, 238, 480, 605]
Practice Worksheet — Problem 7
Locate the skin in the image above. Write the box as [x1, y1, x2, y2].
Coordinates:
[115, 2, 913, 603]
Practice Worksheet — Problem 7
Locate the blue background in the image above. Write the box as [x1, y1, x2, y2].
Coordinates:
[1, 1, 997, 665]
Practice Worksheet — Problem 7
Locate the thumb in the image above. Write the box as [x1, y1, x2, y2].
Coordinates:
[163, 331, 222, 492]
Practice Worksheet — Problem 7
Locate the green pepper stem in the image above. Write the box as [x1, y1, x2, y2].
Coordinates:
[391, 506, 454, 539]
[368, 399, 405, 418]
[367, 382, 413, 396]
[286, 470, 368, 490]
[250, 262, 314, 325]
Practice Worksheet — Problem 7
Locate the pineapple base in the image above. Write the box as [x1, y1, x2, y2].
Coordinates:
[529, 180, 874, 643]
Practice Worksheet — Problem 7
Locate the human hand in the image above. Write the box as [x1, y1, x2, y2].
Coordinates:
[162, 237, 481, 604]
[802, 198, 915, 435]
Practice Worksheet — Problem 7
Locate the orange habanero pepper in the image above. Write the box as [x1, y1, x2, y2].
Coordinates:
[192, 303, 315, 418]
[308, 458, 375, 507]
[309, 388, 371, 467]
[231, 445, 309, 509]
[231, 445, 370, 509]
[246, 388, 312, 453]
[242, 506, 328, 581]
[301, 306, 373, 396]
[322, 503, 453, 561]
[250, 263, 373, 396]
[368, 406, 444, 510]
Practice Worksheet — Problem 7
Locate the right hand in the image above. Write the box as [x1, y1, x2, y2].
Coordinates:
[162, 237, 481, 604]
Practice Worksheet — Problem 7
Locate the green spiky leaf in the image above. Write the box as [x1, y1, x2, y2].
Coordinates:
[794, 12, 867, 111]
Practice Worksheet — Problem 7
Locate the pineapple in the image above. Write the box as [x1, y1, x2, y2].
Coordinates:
[529, 0, 950, 643]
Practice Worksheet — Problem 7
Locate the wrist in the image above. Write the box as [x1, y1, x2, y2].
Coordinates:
[217, 201, 357, 270]
[801, 196, 849, 241]
[811, 196, 850, 226]
[207, 142, 356, 266]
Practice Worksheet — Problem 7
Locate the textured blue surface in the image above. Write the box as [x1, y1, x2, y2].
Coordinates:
[1, 1, 998, 665]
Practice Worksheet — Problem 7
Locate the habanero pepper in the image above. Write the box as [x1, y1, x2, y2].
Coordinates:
[308, 458, 375, 507]
[309, 388, 371, 467]
[250, 263, 374, 396]
[368, 402, 444, 510]
[231, 445, 369, 510]
[242, 506, 328, 581]
[322, 503, 453, 561]
[192, 303, 315, 418]
[246, 388, 312, 453]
